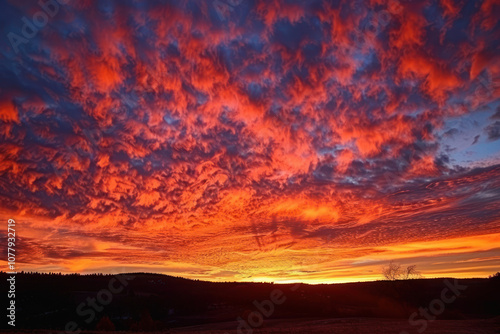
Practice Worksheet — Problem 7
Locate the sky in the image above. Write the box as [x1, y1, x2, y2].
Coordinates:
[0, 0, 499, 284]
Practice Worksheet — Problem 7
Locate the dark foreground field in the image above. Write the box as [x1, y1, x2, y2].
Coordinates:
[169, 317, 500, 333]
[1, 272, 499, 333]
[3, 318, 500, 333]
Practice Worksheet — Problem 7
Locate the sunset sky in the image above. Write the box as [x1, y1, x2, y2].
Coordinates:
[0, 0, 499, 283]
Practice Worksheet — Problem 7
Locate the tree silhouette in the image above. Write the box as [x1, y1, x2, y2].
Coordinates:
[401, 265, 421, 280]
[95, 316, 115, 331]
[132, 310, 156, 331]
[382, 261, 421, 280]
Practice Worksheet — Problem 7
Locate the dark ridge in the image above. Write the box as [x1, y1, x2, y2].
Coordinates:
[1, 272, 499, 331]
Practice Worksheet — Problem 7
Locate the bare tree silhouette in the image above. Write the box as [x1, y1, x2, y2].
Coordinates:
[382, 261, 422, 280]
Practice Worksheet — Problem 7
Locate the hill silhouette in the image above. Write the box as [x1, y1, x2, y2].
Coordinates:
[1, 272, 499, 332]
